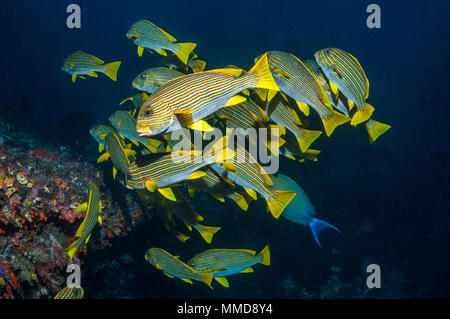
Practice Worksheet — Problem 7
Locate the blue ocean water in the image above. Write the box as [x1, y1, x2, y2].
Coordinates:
[0, 0, 448, 298]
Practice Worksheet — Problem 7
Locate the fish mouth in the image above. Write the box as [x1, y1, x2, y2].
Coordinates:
[137, 128, 154, 137]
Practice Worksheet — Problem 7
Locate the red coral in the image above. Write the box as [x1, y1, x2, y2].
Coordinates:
[29, 148, 59, 160]
[57, 205, 84, 224]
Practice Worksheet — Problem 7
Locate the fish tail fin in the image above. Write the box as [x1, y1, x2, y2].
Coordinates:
[267, 190, 297, 219]
[175, 43, 197, 65]
[191, 59, 206, 73]
[103, 61, 121, 81]
[321, 109, 350, 137]
[231, 193, 249, 211]
[309, 217, 342, 247]
[258, 244, 271, 266]
[249, 53, 279, 91]
[296, 129, 322, 153]
[351, 103, 375, 126]
[194, 224, 221, 244]
[197, 272, 213, 289]
[365, 119, 391, 144]
[64, 241, 79, 260]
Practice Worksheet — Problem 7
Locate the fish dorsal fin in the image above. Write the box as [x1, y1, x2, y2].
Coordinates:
[188, 171, 207, 180]
[158, 27, 177, 42]
[90, 55, 104, 65]
[206, 68, 243, 77]
[215, 277, 230, 288]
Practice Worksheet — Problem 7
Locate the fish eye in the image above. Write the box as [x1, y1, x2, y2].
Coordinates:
[144, 110, 151, 116]
[140, 74, 147, 80]
[316, 70, 321, 75]
[325, 49, 331, 54]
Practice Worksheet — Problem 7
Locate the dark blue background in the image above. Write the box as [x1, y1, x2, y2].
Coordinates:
[0, 0, 448, 298]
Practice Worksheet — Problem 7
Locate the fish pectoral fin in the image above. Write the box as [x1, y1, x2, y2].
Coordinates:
[296, 101, 310, 116]
[158, 187, 176, 201]
[181, 278, 193, 284]
[245, 188, 257, 200]
[72, 74, 77, 83]
[211, 193, 225, 203]
[155, 48, 167, 56]
[97, 216, 102, 224]
[215, 277, 230, 288]
[131, 140, 140, 147]
[112, 167, 117, 180]
[98, 144, 105, 153]
[241, 267, 254, 273]
[137, 46, 144, 57]
[87, 72, 98, 78]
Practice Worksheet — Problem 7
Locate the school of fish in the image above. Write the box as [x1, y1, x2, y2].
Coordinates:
[56, 18, 390, 297]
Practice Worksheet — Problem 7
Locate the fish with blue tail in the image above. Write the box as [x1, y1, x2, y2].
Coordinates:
[261, 51, 350, 136]
[109, 110, 161, 152]
[132, 67, 184, 93]
[157, 187, 221, 244]
[65, 183, 102, 260]
[269, 174, 341, 247]
[136, 53, 279, 136]
[54, 286, 84, 299]
[314, 48, 374, 126]
[89, 125, 115, 152]
[145, 248, 213, 288]
[97, 130, 137, 180]
[211, 143, 296, 219]
[187, 245, 270, 288]
[61, 51, 121, 82]
[126, 19, 197, 65]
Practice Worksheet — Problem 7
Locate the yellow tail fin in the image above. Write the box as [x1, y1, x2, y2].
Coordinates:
[249, 53, 279, 91]
[321, 109, 351, 137]
[194, 224, 221, 244]
[175, 43, 197, 65]
[296, 129, 322, 153]
[365, 119, 391, 144]
[191, 59, 206, 73]
[65, 241, 80, 260]
[258, 244, 271, 266]
[267, 190, 297, 219]
[103, 61, 121, 81]
[351, 103, 375, 126]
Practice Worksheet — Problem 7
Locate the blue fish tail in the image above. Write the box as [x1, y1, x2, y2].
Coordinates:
[309, 217, 341, 247]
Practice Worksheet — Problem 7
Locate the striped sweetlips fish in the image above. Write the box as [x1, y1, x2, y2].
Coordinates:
[65, 183, 102, 260]
[145, 247, 213, 288]
[314, 48, 374, 126]
[89, 125, 115, 152]
[97, 130, 137, 180]
[109, 110, 161, 152]
[216, 99, 269, 130]
[61, 51, 121, 83]
[187, 245, 270, 288]
[54, 286, 84, 299]
[304, 58, 390, 143]
[262, 51, 349, 136]
[132, 67, 184, 93]
[211, 143, 296, 219]
[136, 53, 280, 137]
[125, 136, 233, 195]
[126, 19, 197, 64]
[187, 168, 249, 211]
[157, 187, 221, 244]
[267, 96, 322, 152]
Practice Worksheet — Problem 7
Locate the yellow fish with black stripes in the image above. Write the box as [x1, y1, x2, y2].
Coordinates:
[187, 245, 270, 288]
[65, 183, 102, 260]
[145, 247, 213, 288]
[61, 51, 121, 82]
